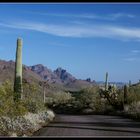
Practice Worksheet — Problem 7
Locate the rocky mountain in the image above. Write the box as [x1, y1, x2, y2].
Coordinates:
[29, 64, 96, 91]
[28, 65, 76, 85]
[29, 64, 59, 83]
[0, 59, 95, 91]
[0, 59, 63, 96]
[0, 59, 43, 85]
[54, 67, 76, 83]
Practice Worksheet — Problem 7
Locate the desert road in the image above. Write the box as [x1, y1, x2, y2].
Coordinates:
[33, 114, 140, 137]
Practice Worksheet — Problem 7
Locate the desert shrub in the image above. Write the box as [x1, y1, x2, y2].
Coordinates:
[115, 85, 140, 108]
[0, 80, 27, 117]
[45, 86, 116, 114]
[45, 91, 75, 113]
[113, 85, 140, 119]
[23, 100, 40, 113]
[0, 80, 54, 136]
[77, 87, 111, 114]
[46, 91, 73, 106]
[99, 84, 124, 111]
[9, 101, 28, 117]
[123, 101, 140, 120]
[126, 86, 140, 104]
[22, 82, 46, 113]
[0, 80, 46, 117]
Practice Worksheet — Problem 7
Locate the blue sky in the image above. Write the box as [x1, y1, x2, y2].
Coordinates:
[0, 3, 140, 83]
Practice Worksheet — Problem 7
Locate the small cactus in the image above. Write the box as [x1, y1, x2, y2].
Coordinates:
[14, 38, 23, 101]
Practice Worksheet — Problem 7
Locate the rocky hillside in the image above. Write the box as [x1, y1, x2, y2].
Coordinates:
[29, 64, 95, 90]
[54, 67, 76, 84]
[29, 65, 76, 84]
[29, 64, 59, 83]
[0, 60, 42, 84]
[0, 59, 95, 91]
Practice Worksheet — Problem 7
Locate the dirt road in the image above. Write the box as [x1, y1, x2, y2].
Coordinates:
[33, 114, 140, 137]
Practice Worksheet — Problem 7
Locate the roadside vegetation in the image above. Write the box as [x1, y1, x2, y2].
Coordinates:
[0, 38, 55, 137]
[45, 73, 140, 121]
[0, 80, 54, 136]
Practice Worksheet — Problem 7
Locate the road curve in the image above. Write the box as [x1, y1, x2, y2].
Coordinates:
[33, 114, 140, 137]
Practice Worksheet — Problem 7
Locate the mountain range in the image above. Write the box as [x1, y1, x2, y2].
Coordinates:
[0, 59, 95, 91]
[0, 59, 126, 92]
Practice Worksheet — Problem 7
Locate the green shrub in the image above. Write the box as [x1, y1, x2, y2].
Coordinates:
[0, 80, 27, 117]
[45, 86, 116, 114]
[0, 80, 46, 117]
[46, 91, 73, 106]
[78, 87, 109, 113]
[22, 82, 46, 113]
[124, 101, 140, 120]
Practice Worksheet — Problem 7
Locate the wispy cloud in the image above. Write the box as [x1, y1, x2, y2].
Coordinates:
[109, 13, 135, 20]
[124, 57, 137, 62]
[80, 13, 136, 20]
[0, 20, 140, 41]
[26, 11, 136, 21]
[131, 50, 140, 54]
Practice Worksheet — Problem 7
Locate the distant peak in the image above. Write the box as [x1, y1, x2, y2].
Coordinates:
[55, 67, 66, 72]
[56, 67, 63, 70]
[34, 64, 44, 67]
[8, 60, 14, 63]
[29, 64, 46, 72]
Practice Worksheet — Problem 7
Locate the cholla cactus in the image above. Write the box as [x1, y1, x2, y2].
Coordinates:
[99, 73, 119, 108]
[14, 38, 23, 101]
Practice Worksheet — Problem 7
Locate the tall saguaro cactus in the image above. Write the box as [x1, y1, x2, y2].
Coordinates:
[105, 72, 108, 91]
[129, 80, 131, 87]
[14, 38, 23, 101]
[124, 84, 128, 104]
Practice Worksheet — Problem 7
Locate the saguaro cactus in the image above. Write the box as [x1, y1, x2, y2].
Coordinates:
[14, 38, 23, 101]
[129, 80, 131, 87]
[124, 84, 128, 104]
[105, 72, 108, 91]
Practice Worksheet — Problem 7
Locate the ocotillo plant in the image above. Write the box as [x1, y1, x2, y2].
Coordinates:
[14, 38, 23, 101]
[105, 72, 108, 91]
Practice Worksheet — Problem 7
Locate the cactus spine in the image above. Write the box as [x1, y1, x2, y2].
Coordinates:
[105, 72, 108, 91]
[14, 38, 23, 101]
